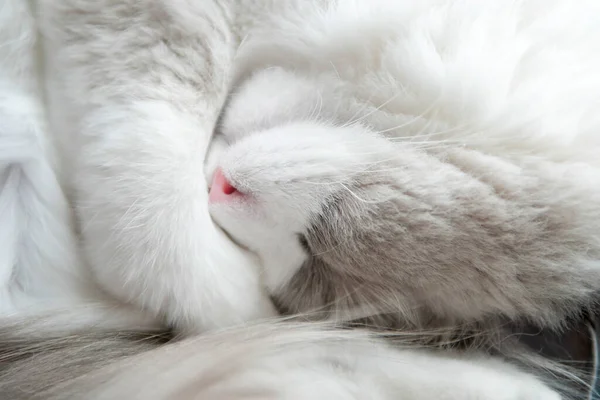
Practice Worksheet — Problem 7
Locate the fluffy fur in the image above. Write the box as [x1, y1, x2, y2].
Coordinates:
[0, 310, 562, 400]
[1, 0, 599, 398]
[210, 0, 600, 331]
[37, 0, 276, 331]
[0, 0, 95, 312]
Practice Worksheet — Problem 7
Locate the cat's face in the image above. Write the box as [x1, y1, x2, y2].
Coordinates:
[208, 69, 414, 321]
[210, 124, 413, 323]
[208, 68, 465, 326]
[208, 68, 590, 328]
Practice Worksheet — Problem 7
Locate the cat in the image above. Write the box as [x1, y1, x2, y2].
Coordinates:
[0, 0, 597, 398]
[205, 0, 600, 393]
[208, 0, 600, 331]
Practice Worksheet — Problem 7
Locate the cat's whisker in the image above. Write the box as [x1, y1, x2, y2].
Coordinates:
[364, 93, 445, 136]
[409, 123, 474, 142]
[341, 91, 405, 128]
[340, 93, 377, 128]
[307, 92, 325, 121]
[329, 61, 342, 80]
[338, 183, 382, 204]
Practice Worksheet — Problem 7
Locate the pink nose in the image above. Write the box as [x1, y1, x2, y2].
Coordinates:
[209, 168, 238, 203]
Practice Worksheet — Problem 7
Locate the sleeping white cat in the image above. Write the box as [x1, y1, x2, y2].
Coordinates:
[1, 0, 599, 398]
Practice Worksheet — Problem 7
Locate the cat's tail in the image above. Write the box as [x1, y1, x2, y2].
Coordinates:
[0, 305, 167, 399]
[0, 307, 578, 400]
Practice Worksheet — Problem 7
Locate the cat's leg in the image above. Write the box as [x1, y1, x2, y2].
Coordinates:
[38, 0, 275, 333]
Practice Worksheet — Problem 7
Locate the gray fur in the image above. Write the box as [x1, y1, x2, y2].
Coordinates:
[0, 313, 585, 400]
[1, 0, 598, 398]
[209, 0, 600, 337]
[0, 314, 171, 399]
[273, 147, 600, 329]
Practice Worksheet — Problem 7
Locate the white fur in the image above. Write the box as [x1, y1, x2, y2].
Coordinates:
[210, 0, 600, 326]
[211, 122, 387, 292]
[0, 0, 106, 313]
[48, 322, 559, 400]
[36, 0, 276, 332]
[230, 0, 600, 164]
[0, 0, 592, 398]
